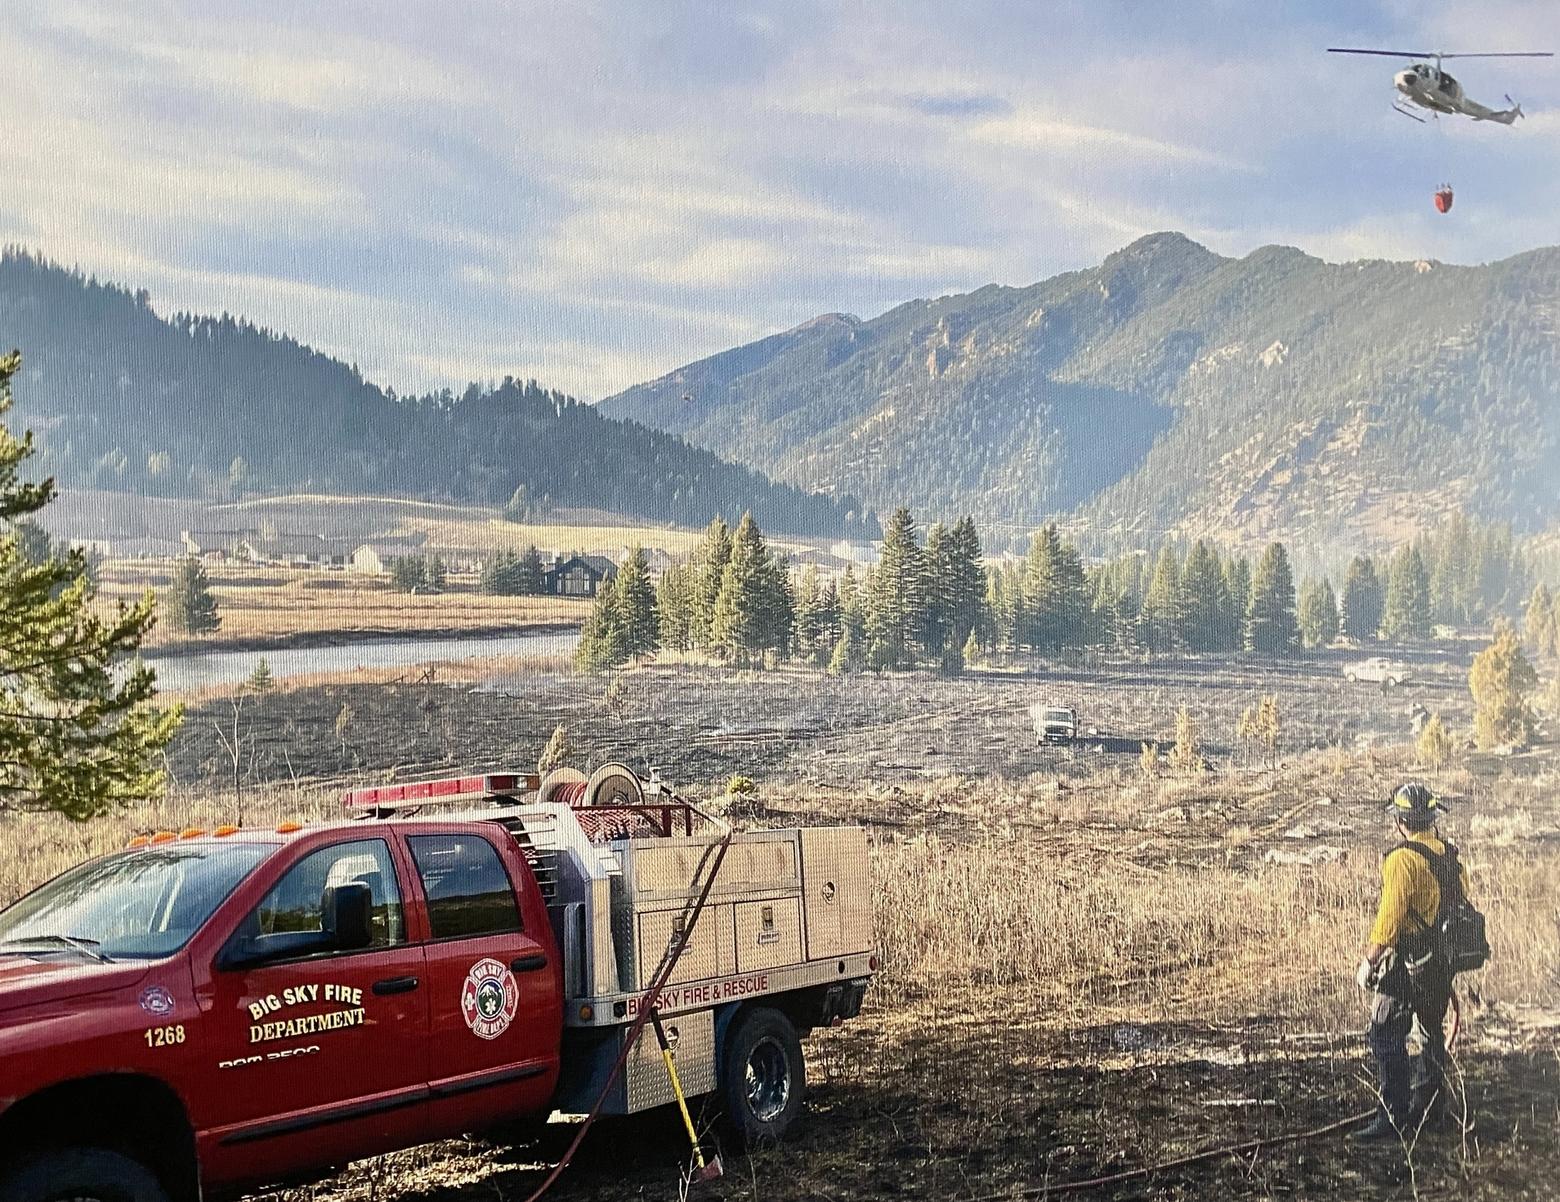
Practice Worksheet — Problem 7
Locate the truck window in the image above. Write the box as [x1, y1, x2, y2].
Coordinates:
[242, 839, 405, 953]
[408, 833, 522, 940]
[0, 843, 272, 960]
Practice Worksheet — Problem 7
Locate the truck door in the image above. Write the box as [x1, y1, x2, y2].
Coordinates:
[194, 836, 430, 1184]
[404, 830, 562, 1135]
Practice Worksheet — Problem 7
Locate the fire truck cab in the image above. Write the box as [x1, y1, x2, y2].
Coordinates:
[0, 768, 875, 1202]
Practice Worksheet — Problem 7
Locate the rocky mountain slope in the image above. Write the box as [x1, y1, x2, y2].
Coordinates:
[602, 233, 1560, 548]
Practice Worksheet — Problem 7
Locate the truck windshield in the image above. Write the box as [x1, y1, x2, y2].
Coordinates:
[1045, 710, 1073, 722]
[0, 843, 273, 961]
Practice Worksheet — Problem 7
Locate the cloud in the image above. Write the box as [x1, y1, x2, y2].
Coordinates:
[4, 0, 1559, 405]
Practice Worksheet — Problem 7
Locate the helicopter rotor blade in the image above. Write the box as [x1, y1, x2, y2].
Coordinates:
[1327, 48, 1437, 57]
[1327, 48, 1553, 59]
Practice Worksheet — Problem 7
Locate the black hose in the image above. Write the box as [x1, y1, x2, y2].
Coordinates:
[520, 824, 732, 1202]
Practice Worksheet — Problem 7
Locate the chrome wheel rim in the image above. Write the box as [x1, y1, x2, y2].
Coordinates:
[745, 1035, 791, 1122]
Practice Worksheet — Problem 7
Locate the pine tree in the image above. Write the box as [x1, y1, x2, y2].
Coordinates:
[575, 577, 627, 671]
[390, 555, 426, 593]
[712, 513, 784, 666]
[1469, 623, 1538, 749]
[1381, 544, 1432, 642]
[1341, 556, 1384, 643]
[1180, 540, 1229, 652]
[1167, 706, 1202, 775]
[166, 556, 221, 635]
[0, 351, 179, 818]
[944, 517, 987, 652]
[1139, 545, 1184, 653]
[813, 578, 841, 665]
[865, 507, 925, 669]
[793, 566, 823, 662]
[689, 517, 732, 648]
[656, 562, 693, 652]
[424, 554, 447, 590]
[246, 657, 274, 693]
[517, 545, 546, 594]
[1246, 542, 1299, 656]
[1297, 577, 1340, 649]
[614, 545, 659, 660]
[1523, 583, 1556, 657]
[1222, 554, 1252, 650]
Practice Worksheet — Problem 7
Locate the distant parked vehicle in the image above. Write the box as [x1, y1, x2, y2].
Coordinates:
[1030, 703, 1079, 744]
[1345, 656, 1410, 688]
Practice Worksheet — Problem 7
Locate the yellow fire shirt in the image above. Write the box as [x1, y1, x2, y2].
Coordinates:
[1369, 830, 1471, 949]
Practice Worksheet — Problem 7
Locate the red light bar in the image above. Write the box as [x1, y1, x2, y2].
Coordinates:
[343, 773, 534, 810]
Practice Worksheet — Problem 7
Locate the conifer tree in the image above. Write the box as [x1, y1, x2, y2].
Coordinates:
[166, 556, 221, 635]
[1523, 583, 1556, 657]
[1381, 544, 1432, 642]
[1246, 542, 1299, 656]
[813, 577, 841, 665]
[574, 576, 627, 671]
[865, 507, 925, 669]
[1139, 544, 1184, 653]
[688, 517, 732, 648]
[1222, 554, 1252, 650]
[247, 657, 274, 693]
[614, 545, 659, 660]
[1469, 622, 1538, 749]
[390, 555, 426, 593]
[712, 513, 786, 666]
[1297, 576, 1340, 649]
[793, 566, 823, 662]
[516, 545, 546, 594]
[0, 351, 179, 818]
[944, 517, 987, 652]
[1180, 540, 1229, 652]
[1341, 556, 1384, 643]
[656, 562, 693, 652]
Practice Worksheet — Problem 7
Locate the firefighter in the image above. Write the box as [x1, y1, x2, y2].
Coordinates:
[1352, 782, 1468, 1142]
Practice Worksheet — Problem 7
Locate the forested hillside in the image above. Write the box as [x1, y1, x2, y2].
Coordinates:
[0, 250, 871, 538]
[602, 233, 1560, 549]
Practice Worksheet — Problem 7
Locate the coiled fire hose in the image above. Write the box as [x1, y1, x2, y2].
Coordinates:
[520, 809, 733, 1202]
[959, 990, 1464, 1200]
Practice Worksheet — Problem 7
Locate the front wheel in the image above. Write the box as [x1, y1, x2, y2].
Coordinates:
[719, 1007, 806, 1147]
[0, 1148, 169, 1202]
[1345, 672, 1357, 683]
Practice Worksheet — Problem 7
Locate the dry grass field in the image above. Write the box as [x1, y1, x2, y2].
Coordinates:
[3, 676, 1557, 1201]
[97, 565, 589, 652]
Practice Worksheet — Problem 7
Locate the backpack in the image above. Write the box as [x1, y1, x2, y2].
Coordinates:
[1395, 840, 1490, 974]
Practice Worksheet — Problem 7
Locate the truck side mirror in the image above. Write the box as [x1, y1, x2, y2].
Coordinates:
[323, 882, 374, 951]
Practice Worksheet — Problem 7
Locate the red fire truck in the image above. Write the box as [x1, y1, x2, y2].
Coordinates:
[0, 766, 875, 1202]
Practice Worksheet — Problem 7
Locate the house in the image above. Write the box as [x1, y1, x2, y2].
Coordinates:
[237, 534, 351, 569]
[181, 529, 258, 559]
[546, 554, 618, 597]
[349, 535, 432, 575]
[93, 537, 182, 560]
[620, 546, 677, 577]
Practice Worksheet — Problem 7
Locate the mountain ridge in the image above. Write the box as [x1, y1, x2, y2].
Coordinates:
[601, 233, 1560, 548]
[0, 248, 871, 538]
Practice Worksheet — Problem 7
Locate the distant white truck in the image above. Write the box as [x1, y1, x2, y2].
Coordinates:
[1030, 703, 1079, 744]
[1345, 656, 1411, 689]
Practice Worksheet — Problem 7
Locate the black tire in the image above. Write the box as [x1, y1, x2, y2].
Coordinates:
[0, 1148, 169, 1202]
[719, 1007, 805, 1147]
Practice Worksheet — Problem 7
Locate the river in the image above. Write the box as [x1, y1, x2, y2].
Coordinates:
[145, 628, 581, 693]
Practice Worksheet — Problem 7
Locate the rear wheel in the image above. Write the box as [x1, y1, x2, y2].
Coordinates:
[0, 1148, 169, 1202]
[719, 1007, 805, 1147]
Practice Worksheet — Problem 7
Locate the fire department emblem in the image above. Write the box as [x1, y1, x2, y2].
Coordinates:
[461, 958, 519, 1040]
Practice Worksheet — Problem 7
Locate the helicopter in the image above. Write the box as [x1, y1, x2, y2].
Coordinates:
[1328, 47, 1552, 124]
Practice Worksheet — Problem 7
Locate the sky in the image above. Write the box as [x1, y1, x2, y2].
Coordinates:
[5, 0, 1559, 400]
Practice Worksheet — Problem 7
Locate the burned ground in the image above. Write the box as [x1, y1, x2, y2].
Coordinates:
[166, 647, 1473, 798]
